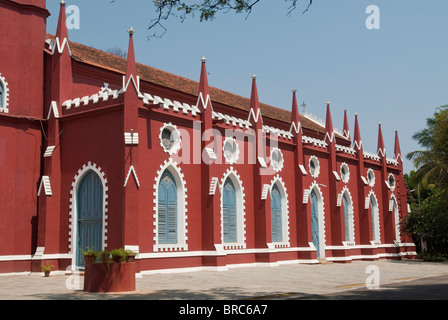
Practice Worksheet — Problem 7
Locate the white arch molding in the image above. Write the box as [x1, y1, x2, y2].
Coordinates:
[153, 158, 188, 252]
[269, 175, 290, 248]
[0, 73, 10, 113]
[220, 166, 246, 250]
[339, 186, 355, 246]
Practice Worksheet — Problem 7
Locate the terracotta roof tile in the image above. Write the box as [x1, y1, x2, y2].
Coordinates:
[46, 34, 344, 139]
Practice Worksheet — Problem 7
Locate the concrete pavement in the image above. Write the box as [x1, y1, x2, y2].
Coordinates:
[0, 259, 447, 300]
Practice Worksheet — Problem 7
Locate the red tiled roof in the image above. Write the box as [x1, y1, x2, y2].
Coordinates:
[47, 34, 342, 138]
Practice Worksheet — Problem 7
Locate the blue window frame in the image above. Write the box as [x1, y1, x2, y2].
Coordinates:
[271, 184, 283, 242]
[0, 82, 4, 108]
[310, 189, 320, 258]
[158, 170, 178, 244]
[222, 178, 237, 243]
[343, 194, 350, 241]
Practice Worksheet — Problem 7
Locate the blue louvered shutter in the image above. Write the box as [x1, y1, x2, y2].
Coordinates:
[370, 196, 376, 241]
[343, 194, 350, 241]
[223, 178, 237, 243]
[77, 171, 103, 267]
[310, 190, 320, 258]
[271, 184, 283, 242]
[0, 83, 3, 108]
[158, 171, 178, 244]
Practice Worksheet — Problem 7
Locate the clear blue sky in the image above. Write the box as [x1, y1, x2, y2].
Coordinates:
[46, 0, 448, 174]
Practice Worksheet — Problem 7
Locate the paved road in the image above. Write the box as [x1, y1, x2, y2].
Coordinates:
[0, 260, 447, 301]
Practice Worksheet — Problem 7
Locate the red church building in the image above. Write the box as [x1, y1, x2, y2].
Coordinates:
[0, 0, 416, 274]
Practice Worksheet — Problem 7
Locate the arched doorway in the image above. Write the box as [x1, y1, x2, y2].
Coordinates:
[310, 188, 324, 259]
[76, 170, 104, 267]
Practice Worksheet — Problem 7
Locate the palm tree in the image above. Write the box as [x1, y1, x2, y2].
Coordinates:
[407, 106, 448, 190]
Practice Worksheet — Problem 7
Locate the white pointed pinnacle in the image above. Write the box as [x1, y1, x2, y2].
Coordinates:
[252, 74, 257, 79]
[201, 57, 207, 62]
[60, 0, 66, 5]
[128, 27, 135, 35]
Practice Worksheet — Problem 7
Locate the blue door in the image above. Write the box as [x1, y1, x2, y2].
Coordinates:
[158, 170, 177, 244]
[310, 190, 320, 258]
[343, 194, 350, 241]
[77, 171, 103, 267]
[271, 184, 283, 242]
[223, 178, 237, 243]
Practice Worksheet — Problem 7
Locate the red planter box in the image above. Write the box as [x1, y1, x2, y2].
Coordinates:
[84, 262, 136, 293]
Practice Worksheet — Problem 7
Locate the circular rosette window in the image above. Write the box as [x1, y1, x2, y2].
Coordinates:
[223, 137, 239, 164]
[309, 156, 320, 178]
[159, 123, 181, 155]
[270, 148, 284, 172]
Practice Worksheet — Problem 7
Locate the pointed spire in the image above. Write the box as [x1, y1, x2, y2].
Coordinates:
[324, 102, 335, 144]
[343, 109, 351, 141]
[120, 27, 142, 96]
[126, 27, 137, 79]
[197, 57, 213, 112]
[248, 75, 263, 129]
[197, 57, 213, 130]
[290, 90, 301, 135]
[394, 129, 402, 162]
[377, 122, 386, 157]
[52, 0, 71, 55]
[353, 113, 362, 151]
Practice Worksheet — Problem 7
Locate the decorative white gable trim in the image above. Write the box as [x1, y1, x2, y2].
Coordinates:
[289, 121, 302, 135]
[324, 131, 335, 144]
[68, 162, 109, 258]
[248, 108, 263, 124]
[353, 140, 363, 151]
[220, 167, 246, 250]
[49, 37, 72, 56]
[47, 101, 60, 119]
[124, 165, 140, 188]
[37, 176, 52, 196]
[269, 175, 290, 248]
[196, 92, 213, 111]
[119, 75, 144, 98]
[153, 158, 188, 252]
[0, 73, 10, 113]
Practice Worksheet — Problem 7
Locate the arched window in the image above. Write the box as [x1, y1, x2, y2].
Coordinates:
[369, 195, 380, 242]
[76, 170, 104, 267]
[158, 170, 178, 244]
[222, 178, 237, 243]
[271, 184, 283, 242]
[392, 198, 400, 242]
[342, 193, 353, 243]
[0, 82, 4, 109]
